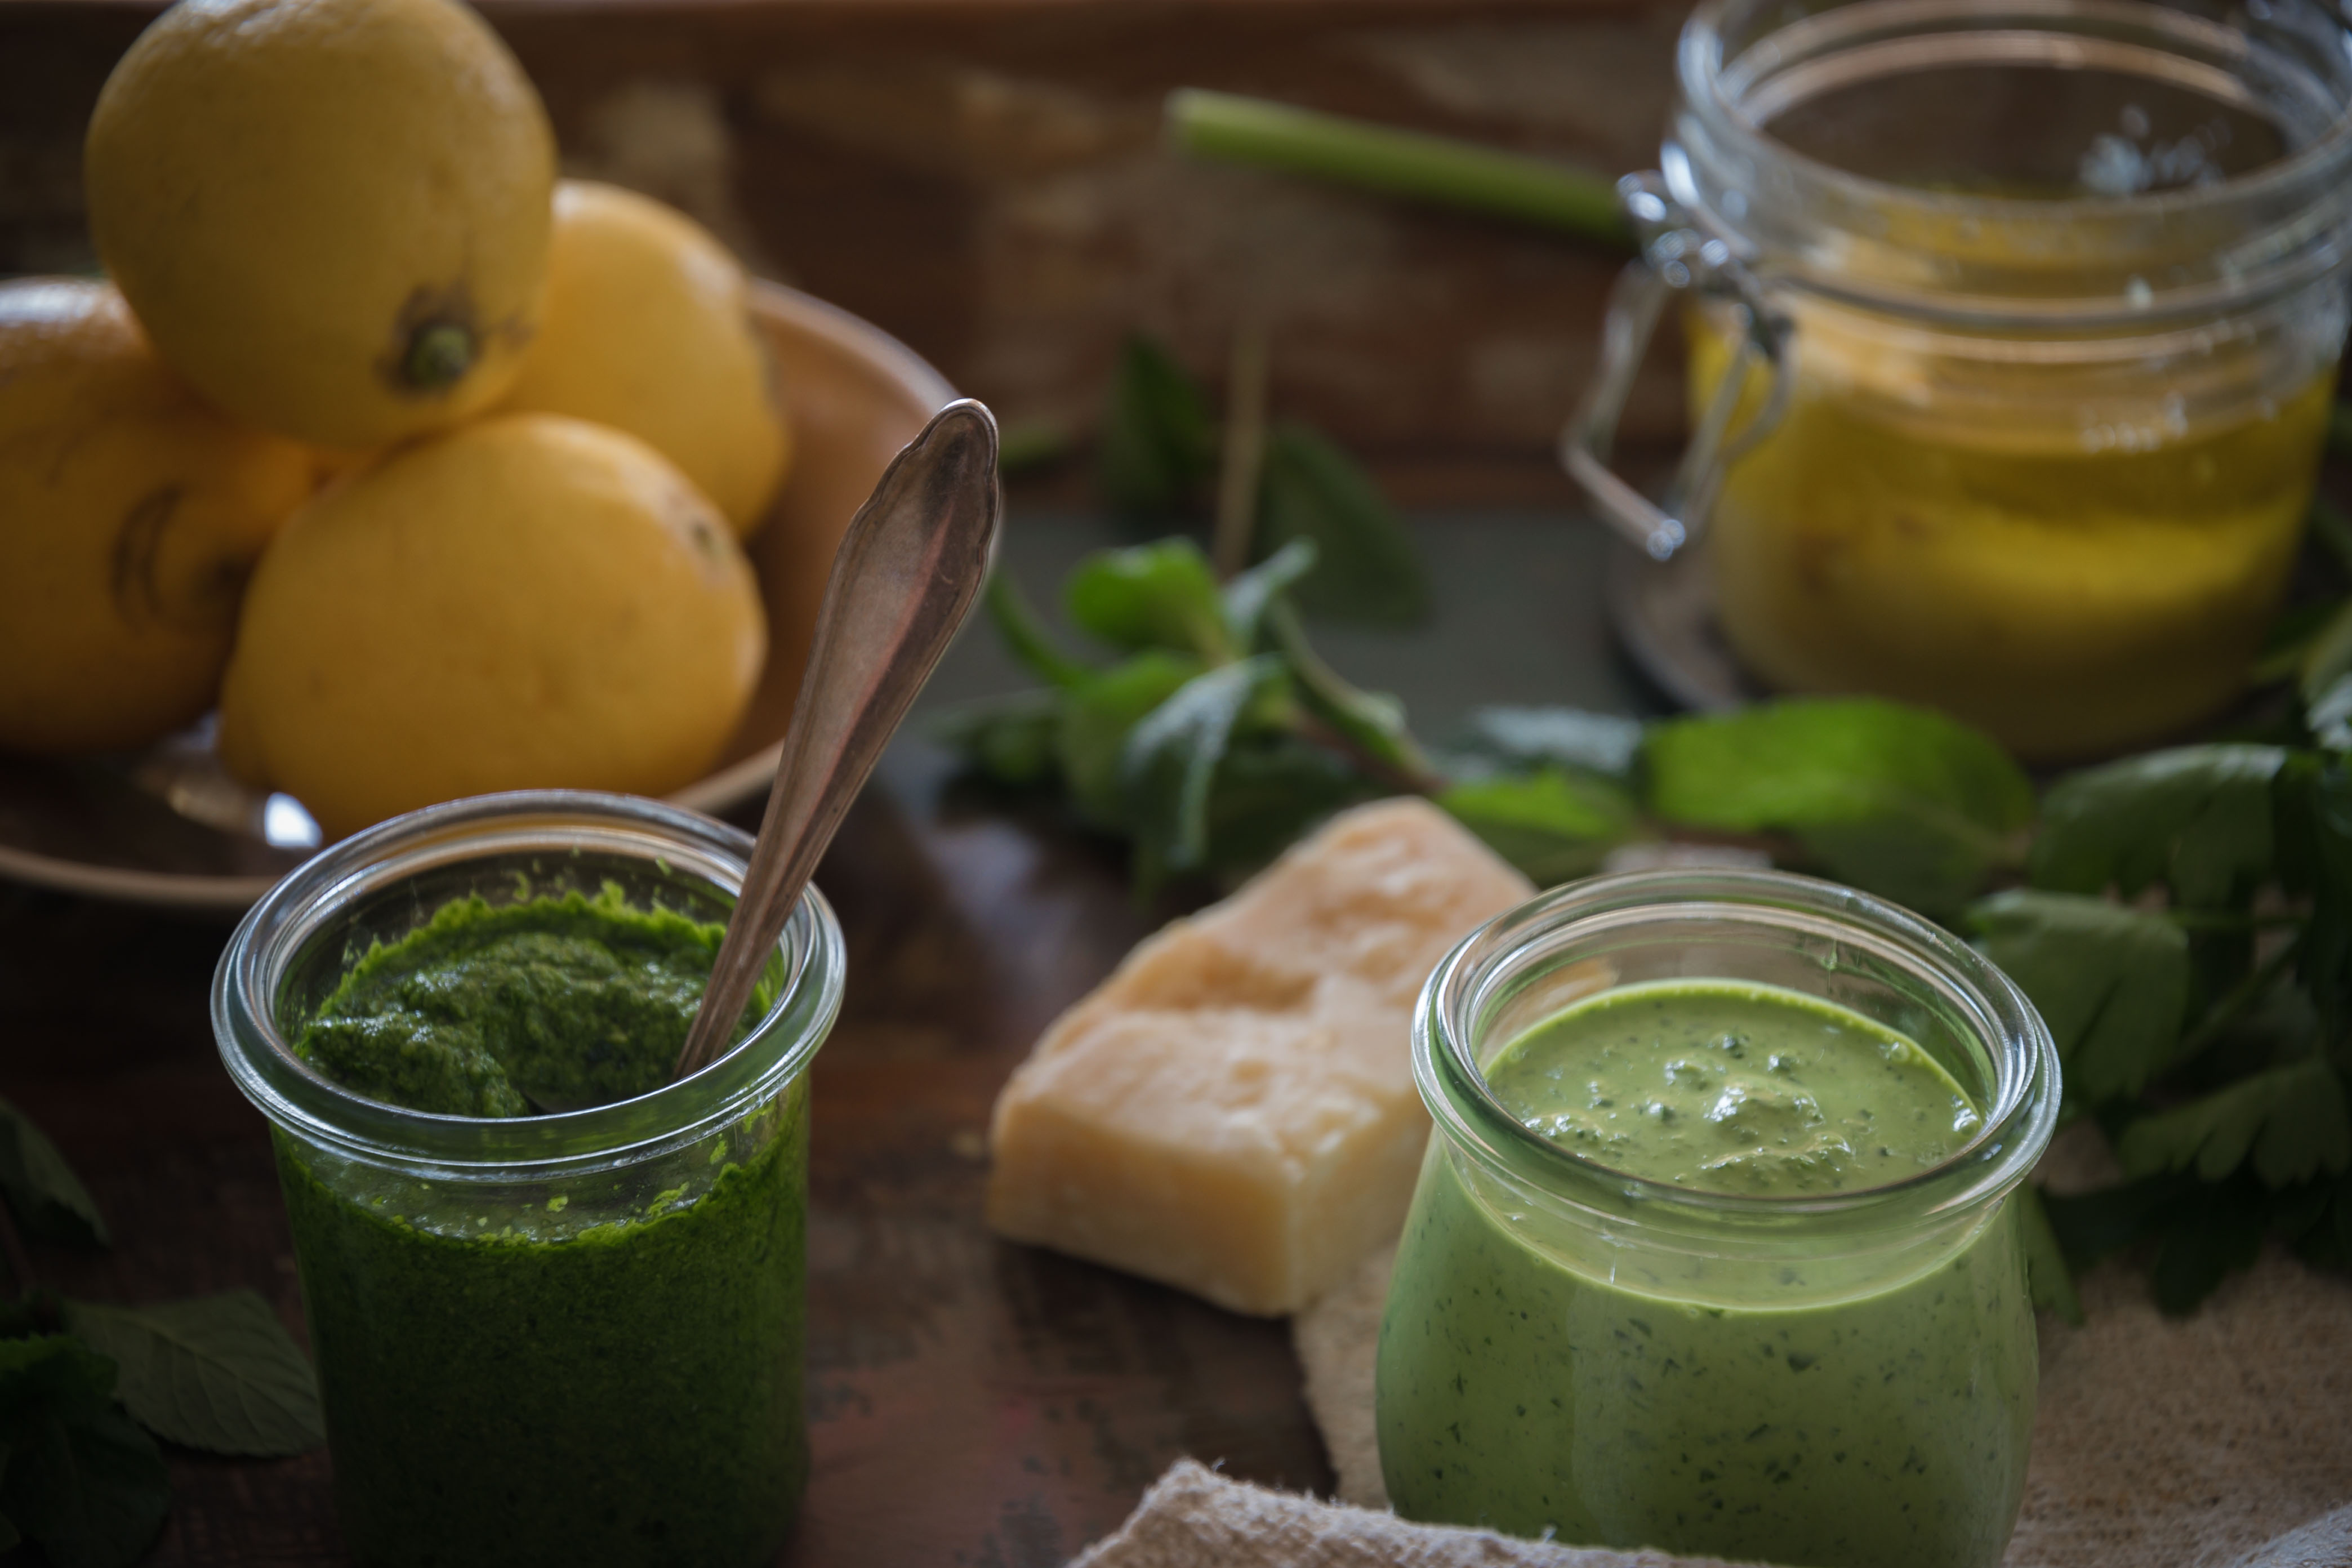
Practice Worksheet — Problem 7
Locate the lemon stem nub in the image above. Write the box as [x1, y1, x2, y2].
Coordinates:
[404, 323, 475, 391]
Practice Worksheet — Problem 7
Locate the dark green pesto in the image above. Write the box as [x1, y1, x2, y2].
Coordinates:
[294, 885, 738, 1116]
[275, 892, 809, 1568]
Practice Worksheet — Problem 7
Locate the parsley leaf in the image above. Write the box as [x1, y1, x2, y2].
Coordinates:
[1966, 891, 2189, 1102]
[0, 1336, 168, 1568]
[2030, 745, 2285, 908]
[1646, 699, 2032, 916]
[2117, 1057, 2352, 1188]
[0, 1097, 108, 1248]
[2276, 754, 2352, 1037]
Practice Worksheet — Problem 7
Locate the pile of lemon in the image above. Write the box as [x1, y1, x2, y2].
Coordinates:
[0, 0, 788, 838]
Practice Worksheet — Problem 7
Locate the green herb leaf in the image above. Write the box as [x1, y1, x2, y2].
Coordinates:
[2307, 672, 2352, 752]
[986, 571, 1093, 691]
[1120, 656, 1288, 878]
[1967, 890, 2190, 1102]
[2017, 1186, 2083, 1326]
[2039, 1171, 2194, 1271]
[1220, 538, 1319, 651]
[1267, 601, 1432, 785]
[2275, 754, 2352, 1037]
[63, 1291, 323, 1458]
[1255, 424, 1431, 629]
[1438, 769, 1636, 887]
[0, 1097, 108, 1248]
[1064, 538, 1234, 662]
[1193, 734, 1383, 880]
[2149, 1175, 2273, 1315]
[1058, 652, 1206, 828]
[0, 1335, 168, 1568]
[932, 690, 1063, 787]
[2117, 1057, 2352, 1188]
[1099, 336, 1218, 523]
[1646, 699, 2032, 916]
[1443, 707, 1645, 783]
[2029, 745, 2285, 908]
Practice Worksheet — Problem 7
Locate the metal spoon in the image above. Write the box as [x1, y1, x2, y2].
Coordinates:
[669, 398, 1003, 1083]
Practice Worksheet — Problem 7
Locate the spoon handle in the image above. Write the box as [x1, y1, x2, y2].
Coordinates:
[675, 399, 1002, 1079]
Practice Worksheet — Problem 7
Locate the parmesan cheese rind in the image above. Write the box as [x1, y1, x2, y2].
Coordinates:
[985, 798, 1534, 1316]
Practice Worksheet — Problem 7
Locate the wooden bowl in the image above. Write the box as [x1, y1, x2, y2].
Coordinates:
[0, 282, 955, 912]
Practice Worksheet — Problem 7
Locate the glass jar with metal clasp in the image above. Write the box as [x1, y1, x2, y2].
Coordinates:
[1566, 0, 2352, 760]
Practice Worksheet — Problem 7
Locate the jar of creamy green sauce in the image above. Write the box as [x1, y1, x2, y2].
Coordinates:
[213, 790, 844, 1568]
[1376, 868, 2059, 1568]
[1567, 0, 2352, 760]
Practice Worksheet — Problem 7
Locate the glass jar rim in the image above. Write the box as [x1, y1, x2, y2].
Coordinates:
[1413, 868, 2060, 1240]
[1668, 0, 2352, 323]
[211, 789, 845, 1183]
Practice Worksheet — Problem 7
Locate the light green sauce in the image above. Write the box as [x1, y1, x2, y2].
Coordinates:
[1378, 980, 2035, 1568]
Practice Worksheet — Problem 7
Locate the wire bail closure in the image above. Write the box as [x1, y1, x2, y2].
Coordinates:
[1562, 171, 1792, 562]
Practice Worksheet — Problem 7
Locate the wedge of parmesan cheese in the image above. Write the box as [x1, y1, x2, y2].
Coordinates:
[985, 798, 1534, 1316]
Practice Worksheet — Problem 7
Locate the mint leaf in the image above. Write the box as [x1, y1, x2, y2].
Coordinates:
[932, 691, 1062, 787]
[1099, 335, 1218, 522]
[1195, 735, 1381, 880]
[1120, 656, 1287, 877]
[1267, 601, 1431, 784]
[1220, 538, 1318, 650]
[2017, 1186, 2083, 1326]
[2030, 745, 2285, 908]
[985, 571, 1092, 691]
[1647, 699, 2032, 916]
[1966, 890, 2189, 1102]
[0, 1335, 168, 1568]
[0, 1097, 108, 1248]
[63, 1291, 324, 1458]
[1439, 769, 1635, 886]
[2118, 1057, 2352, 1188]
[1443, 707, 1645, 783]
[1255, 425, 1430, 629]
[1064, 539, 1233, 661]
[1058, 652, 1205, 828]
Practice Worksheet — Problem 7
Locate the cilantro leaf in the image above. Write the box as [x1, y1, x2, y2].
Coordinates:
[2016, 1186, 2083, 1326]
[63, 1291, 324, 1458]
[1057, 652, 1205, 828]
[1438, 769, 1636, 887]
[1098, 335, 1218, 523]
[0, 1335, 168, 1568]
[0, 1097, 108, 1248]
[1254, 425, 1430, 629]
[1120, 656, 1288, 879]
[1442, 706, 1645, 783]
[2117, 1057, 2351, 1188]
[1966, 891, 2189, 1102]
[2029, 745, 2285, 908]
[1064, 539, 1233, 661]
[1646, 699, 2032, 916]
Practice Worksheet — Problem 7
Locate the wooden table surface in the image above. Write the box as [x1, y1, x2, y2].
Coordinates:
[0, 509, 1647, 1567]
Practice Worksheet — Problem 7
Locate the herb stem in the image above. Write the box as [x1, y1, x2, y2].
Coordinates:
[1289, 710, 1440, 796]
[1166, 89, 1632, 247]
[1212, 320, 1270, 582]
[2174, 934, 2300, 1063]
[2167, 909, 2305, 933]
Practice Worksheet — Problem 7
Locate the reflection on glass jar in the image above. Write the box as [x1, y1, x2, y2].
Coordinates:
[212, 791, 844, 1568]
[1374, 870, 2060, 1568]
[1568, 0, 2352, 759]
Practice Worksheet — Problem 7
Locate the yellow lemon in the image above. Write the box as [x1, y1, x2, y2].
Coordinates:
[84, 0, 556, 451]
[0, 279, 315, 755]
[217, 412, 766, 839]
[500, 180, 790, 537]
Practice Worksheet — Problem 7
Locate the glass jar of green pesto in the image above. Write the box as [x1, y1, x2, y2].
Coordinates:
[1377, 868, 2059, 1568]
[213, 790, 844, 1568]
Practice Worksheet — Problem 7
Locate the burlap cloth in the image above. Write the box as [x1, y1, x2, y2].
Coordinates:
[1071, 1236, 2352, 1567]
